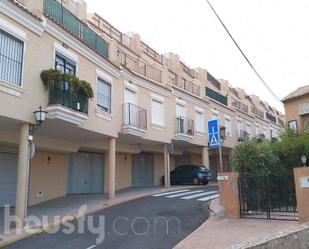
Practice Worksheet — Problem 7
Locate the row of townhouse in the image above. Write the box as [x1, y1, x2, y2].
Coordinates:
[0, 0, 284, 225]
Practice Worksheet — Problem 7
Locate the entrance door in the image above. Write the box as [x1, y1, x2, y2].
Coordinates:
[0, 153, 17, 207]
[132, 153, 154, 186]
[68, 152, 104, 194]
[124, 88, 138, 125]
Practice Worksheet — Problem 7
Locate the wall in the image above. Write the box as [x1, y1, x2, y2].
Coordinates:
[28, 151, 69, 206]
[115, 153, 132, 190]
[154, 153, 164, 186]
[247, 223, 309, 249]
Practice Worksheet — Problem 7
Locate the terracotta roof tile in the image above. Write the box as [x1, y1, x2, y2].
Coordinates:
[282, 85, 309, 102]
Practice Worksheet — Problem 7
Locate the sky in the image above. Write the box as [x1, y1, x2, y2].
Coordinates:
[86, 0, 309, 113]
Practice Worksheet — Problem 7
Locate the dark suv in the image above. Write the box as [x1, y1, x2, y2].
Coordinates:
[170, 165, 211, 185]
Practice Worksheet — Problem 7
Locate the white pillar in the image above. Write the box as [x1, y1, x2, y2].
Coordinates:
[107, 137, 116, 200]
[15, 123, 30, 229]
[202, 146, 210, 169]
[164, 144, 171, 188]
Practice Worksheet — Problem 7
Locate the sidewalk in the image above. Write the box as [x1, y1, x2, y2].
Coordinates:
[0, 185, 201, 248]
[174, 199, 300, 249]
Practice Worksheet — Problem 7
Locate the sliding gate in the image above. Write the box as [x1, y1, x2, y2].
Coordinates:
[239, 173, 298, 221]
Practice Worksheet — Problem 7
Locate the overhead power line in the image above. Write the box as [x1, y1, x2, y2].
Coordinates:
[205, 0, 283, 105]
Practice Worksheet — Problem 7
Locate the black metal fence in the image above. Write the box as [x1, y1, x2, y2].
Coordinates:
[239, 173, 298, 221]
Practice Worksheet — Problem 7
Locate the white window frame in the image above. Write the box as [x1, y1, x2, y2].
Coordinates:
[224, 115, 232, 138]
[95, 69, 113, 119]
[151, 95, 165, 127]
[0, 21, 26, 88]
[195, 107, 205, 134]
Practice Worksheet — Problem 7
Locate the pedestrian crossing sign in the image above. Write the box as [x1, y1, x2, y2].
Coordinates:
[208, 119, 220, 148]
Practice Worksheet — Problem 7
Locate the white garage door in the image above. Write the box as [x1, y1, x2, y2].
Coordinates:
[0, 153, 18, 207]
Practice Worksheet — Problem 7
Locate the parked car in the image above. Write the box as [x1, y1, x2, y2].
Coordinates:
[170, 165, 211, 185]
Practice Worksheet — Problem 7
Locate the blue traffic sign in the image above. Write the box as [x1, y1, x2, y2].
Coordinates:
[208, 119, 220, 148]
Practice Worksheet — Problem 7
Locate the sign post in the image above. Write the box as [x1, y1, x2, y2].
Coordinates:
[208, 119, 223, 172]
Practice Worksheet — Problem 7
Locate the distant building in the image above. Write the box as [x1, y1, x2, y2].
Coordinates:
[282, 85, 309, 133]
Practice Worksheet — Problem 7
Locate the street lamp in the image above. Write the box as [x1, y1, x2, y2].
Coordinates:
[29, 106, 47, 136]
[24, 106, 47, 221]
[301, 155, 307, 167]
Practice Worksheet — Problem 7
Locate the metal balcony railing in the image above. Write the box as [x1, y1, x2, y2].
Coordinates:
[49, 81, 88, 114]
[232, 99, 249, 113]
[43, 0, 109, 59]
[122, 103, 147, 130]
[176, 116, 194, 136]
[138, 61, 162, 83]
[168, 70, 200, 96]
[251, 107, 264, 119]
[117, 49, 137, 70]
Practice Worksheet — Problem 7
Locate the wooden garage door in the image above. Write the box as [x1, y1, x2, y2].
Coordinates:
[67, 152, 104, 194]
[0, 153, 17, 207]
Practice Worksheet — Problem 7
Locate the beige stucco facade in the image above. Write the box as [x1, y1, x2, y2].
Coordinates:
[0, 0, 285, 225]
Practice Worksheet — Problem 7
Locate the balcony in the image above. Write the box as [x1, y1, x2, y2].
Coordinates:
[232, 99, 249, 113]
[89, 13, 131, 48]
[251, 107, 264, 119]
[122, 103, 147, 137]
[168, 70, 200, 96]
[205, 87, 228, 106]
[175, 116, 194, 142]
[46, 81, 88, 125]
[43, 0, 109, 59]
[138, 61, 162, 83]
[266, 112, 277, 123]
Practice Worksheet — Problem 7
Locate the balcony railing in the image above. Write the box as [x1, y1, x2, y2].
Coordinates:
[49, 81, 88, 114]
[117, 49, 137, 70]
[122, 103, 147, 130]
[207, 72, 221, 90]
[251, 107, 264, 119]
[168, 70, 200, 96]
[180, 61, 198, 79]
[89, 13, 131, 49]
[176, 116, 194, 136]
[43, 0, 109, 59]
[138, 61, 162, 82]
[266, 112, 277, 123]
[141, 41, 161, 63]
[205, 87, 228, 106]
[232, 99, 249, 113]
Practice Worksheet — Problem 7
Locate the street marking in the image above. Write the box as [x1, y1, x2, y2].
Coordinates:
[152, 189, 189, 197]
[197, 194, 220, 202]
[181, 191, 219, 200]
[86, 245, 96, 249]
[165, 190, 203, 198]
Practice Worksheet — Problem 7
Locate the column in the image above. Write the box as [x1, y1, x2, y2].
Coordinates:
[107, 137, 116, 200]
[15, 123, 30, 229]
[164, 144, 171, 188]
[202, 146, 210, 169]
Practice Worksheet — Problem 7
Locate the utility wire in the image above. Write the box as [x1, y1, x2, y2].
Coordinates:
[205, 0, 283, 105]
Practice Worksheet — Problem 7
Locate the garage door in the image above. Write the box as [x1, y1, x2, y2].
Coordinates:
[0, 153, 18, 207]
[67, 152, 104, 194]
[132, 153, 154, 187]
[175, 155, 191, 168]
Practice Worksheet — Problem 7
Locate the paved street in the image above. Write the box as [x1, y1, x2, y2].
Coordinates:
[3, 185, 218, 249]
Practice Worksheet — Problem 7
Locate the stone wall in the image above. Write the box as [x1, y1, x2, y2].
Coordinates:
[231, 222, 309, 249]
